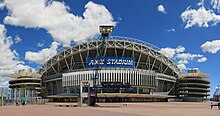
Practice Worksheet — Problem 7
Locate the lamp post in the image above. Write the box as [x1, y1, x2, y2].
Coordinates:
[99, 25, 114, 37]
[91, 25, 113, 106]
[1, 88, 4, 106]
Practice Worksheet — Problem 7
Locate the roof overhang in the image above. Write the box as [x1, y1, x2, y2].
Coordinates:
[9, 71, 42, 79]
[180, 73, 210, 78]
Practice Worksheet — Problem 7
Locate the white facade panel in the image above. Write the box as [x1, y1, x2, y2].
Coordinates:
[62, 69, 175, 87]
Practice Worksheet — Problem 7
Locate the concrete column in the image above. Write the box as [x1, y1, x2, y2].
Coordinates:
[50, 82, 53, 95]
[11, 88, 14, 104]
[161, 81, 164, 92]
[56, 80, 59, 94]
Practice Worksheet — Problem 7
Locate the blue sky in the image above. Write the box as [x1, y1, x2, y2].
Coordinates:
[0, 0, 220, 96]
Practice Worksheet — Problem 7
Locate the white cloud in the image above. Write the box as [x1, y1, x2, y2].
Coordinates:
[175, 53, 206, 71]
[166, 28, 175, 32]
[178, 59, 188, 64]
[211, 0, 220, 12]
[177, 63, 187, 70]
[159, 45, 185, 58]
[0, 77, 10, 87]
[175, 46, 185, 53]
[3, 0, 116, 46]
[192, 67, 199, 70]
[25, 41, 60, 64]
[197, 57, 207, 62]
[176, 53, 203, 61]
[197, 0, 204, 6]
[181, 6, 220, 28]
[157, 5, 166, 14]
[160, 45, 207, 71]
[37, 42, 44, 48]
[0, 2, 5, 9]
[14, 35, 22, 44]
[201, 40, 220, 53]
[159, 48, 176, 58]
[118, 17, 122, 21]
[0, 24, 34, 87]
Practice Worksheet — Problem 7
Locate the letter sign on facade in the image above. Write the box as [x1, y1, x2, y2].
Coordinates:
[86, 57, 135, 68]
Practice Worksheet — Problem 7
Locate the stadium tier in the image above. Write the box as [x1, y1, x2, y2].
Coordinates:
[178, 69, 210, 102]
[9, 70, 42, 104]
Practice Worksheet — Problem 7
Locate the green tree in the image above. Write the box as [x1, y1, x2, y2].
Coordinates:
[40, 87, 47, 103]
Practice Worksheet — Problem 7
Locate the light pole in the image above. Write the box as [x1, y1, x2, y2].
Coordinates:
[91, 25, 114, 106]
[1, 88, 4, 106]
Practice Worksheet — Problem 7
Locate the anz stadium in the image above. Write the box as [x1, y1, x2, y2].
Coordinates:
[39, 36, 181, 102]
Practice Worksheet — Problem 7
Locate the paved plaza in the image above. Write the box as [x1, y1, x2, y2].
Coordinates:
[0, 102, 219, 116]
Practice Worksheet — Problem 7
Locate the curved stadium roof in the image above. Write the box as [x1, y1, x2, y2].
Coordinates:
[39, 36, 181, 77]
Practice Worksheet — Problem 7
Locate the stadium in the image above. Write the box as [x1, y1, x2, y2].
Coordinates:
[39, 36, 181, 102]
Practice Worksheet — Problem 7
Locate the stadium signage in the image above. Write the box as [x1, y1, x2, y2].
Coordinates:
[86, 57, 135, 68]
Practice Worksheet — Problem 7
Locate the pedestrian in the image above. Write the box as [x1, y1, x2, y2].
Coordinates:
[16, 102, 20, 106]
[218, 101, 220, 110]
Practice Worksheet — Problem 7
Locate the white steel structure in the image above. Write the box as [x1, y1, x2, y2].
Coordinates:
[40, 36, 181, 101]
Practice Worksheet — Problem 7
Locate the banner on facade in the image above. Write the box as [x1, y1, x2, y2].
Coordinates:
[86, 57, 135, 68]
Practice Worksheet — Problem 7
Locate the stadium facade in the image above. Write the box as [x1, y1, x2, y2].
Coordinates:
[40, 36, 182, 102]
